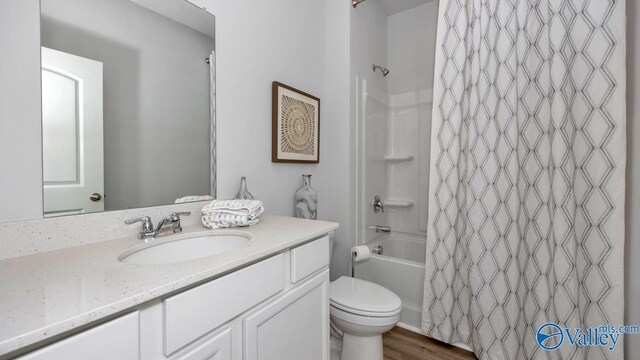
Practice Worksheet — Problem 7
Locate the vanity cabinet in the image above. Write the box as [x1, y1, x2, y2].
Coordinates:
[16, 236, 330, 360]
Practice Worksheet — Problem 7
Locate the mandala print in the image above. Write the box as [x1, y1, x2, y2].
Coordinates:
[280, 95, 316, 155]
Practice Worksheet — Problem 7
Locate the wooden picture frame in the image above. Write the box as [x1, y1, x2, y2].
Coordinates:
[272, 81, 320, 163]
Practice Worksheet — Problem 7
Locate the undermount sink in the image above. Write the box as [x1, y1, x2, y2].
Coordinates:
[119, 233, 251, 265]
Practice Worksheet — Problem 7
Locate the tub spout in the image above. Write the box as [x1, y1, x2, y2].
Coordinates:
[369, 225, 391, 233]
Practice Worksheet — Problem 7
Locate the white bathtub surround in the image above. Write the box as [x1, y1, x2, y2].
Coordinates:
[356, 79, 389, 245]
[354, 83, 433, 243]
[0, 215, 337, 356]
[386, 89, 432, 236]
[424, 0, 627, 359]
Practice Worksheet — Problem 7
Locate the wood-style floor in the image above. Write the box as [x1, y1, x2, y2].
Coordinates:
[383, 327, 477, 360]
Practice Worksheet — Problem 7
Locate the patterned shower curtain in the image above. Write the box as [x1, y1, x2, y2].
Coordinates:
[422, 0, 626, 359]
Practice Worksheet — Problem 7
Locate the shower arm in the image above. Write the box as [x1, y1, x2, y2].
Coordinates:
[372, 64, 390, 77]
[352, 0, 367, 8]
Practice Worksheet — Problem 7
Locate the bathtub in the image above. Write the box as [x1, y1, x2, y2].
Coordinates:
[356, 233, 426, 333]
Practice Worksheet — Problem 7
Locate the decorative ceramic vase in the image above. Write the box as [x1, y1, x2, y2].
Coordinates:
[234, 176, 254, 200]
[294, 174, 317, 219]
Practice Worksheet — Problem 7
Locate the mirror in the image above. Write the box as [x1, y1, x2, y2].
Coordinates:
[40, 0, 215, 217]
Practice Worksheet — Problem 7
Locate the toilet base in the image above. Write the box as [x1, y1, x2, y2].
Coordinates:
[340, 333, 383, 360]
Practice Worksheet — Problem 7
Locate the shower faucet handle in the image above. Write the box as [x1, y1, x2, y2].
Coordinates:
[373, 195, 384, 213]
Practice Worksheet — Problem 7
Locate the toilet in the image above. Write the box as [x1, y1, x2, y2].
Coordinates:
[329, 276, 402, 360]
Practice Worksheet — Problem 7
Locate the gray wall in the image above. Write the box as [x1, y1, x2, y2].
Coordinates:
[200, 0, 353, 280]
[41, 0, 213, 210]
[386, 1, 438, 96]
[625, 0, 640, 357]
[0, 0, 43, 222]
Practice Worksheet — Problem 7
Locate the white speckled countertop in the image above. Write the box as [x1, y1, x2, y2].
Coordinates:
[0, 215, 338, 356]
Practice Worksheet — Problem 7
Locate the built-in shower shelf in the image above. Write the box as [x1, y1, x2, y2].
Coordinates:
[384, 154, 415, 162]
[383, 199, 415, 208]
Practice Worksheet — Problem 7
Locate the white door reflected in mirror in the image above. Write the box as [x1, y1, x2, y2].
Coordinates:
[42, 47, 104, 217]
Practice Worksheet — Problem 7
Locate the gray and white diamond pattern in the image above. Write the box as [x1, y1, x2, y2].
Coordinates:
[422, 0, 626, 359]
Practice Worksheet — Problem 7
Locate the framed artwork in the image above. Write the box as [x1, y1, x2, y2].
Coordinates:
[272, 81, 320, 163]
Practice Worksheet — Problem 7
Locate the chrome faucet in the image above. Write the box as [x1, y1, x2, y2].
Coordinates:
[125, 212, 191, 240]
[124, 216, 154, 240]
[368, 225, 391, 233]
[373, 195, 384, 213]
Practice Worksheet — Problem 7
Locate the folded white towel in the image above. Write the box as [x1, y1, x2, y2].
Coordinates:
[202, 199, 264, 216]
[175, 195, 214, 203]
[201, 199, 264, 229]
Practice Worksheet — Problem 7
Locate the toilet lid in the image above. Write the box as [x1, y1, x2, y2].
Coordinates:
[330, 276, 401, 316]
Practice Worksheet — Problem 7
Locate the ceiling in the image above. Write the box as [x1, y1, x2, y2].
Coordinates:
[378, 0, 436, 16]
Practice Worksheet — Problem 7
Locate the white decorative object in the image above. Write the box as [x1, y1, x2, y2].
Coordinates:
[294, 175, 318, 220]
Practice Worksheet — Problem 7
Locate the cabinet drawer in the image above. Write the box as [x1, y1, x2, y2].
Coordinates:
[164, 254, 284, 355]
[290, 237, 329, 283]
[19, 312, 140, 360]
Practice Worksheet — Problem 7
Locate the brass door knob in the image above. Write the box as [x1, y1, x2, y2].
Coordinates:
[90, 193, 102, 202]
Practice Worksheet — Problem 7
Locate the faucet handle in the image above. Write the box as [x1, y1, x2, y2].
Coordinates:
[169, 211, 191, 220]
[125, 216, 154, 232]
[373, 195, 384, 213]
[169, 211, 191, 233]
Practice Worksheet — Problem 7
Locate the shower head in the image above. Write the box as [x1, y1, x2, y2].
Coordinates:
[372, 64, 390, 77]
[352, 0, 367, 8]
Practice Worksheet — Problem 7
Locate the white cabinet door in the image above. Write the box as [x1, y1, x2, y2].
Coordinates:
[174, 328, 231, 360]
[243, 270, 329, 360]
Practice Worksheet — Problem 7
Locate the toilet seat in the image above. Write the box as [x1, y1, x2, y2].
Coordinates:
[330, 304, 400, 328]
[329, 276, 402, 317]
